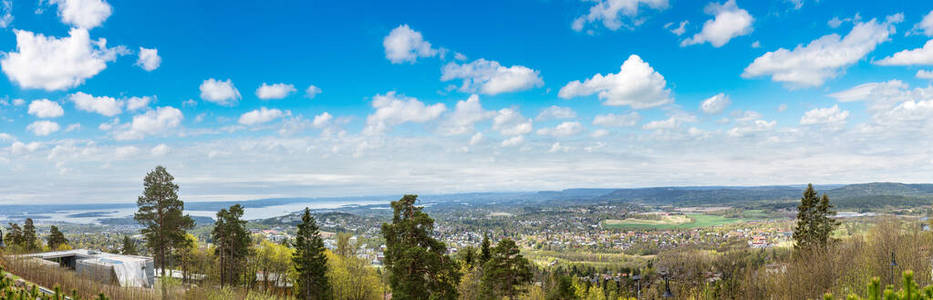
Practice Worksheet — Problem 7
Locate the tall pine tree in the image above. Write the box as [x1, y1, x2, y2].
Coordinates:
[47, 225, 68, 250]
[793, 184, 839, 250]
[292, 208, 330, 300]
[134, 166, 195, 278]
[212, 204, 251, 287]
[22, 218, 37, 252]
[482, 238, 534, 300]
[381, 194, 461, 300]
[121, 236, 138, 255]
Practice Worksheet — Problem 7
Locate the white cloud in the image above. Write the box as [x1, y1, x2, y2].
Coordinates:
[664, 21, 688, 36]
[49, 0, 112, 29]
[135, 47, 161, 71]
[827, 80, 912, 111]
[727, 119, 776, 137]
[681, 0, 754, 47]
[312, 112, 333, 128]
[535, 105, 577, 121]
[256, 83, 297, 100]
[1, 28, 125, 91]
[559, 54, 672, 109]
[469, 132, 484, 145]
[126, 96, 152, 111]
[828, 13, 862, 29]
[875, 40, 933, 66]
[800, 105, 849, 126]
[751, 41, 760, 48]
[10, 141, 40, 155]
[492, 108, 533, 136]
[150, 144, 170, 156]
[743, 16, 900, 87]
[115, 106, 183, 140]
[12, 98, 25, 106]
[239, 107, 286, 125]
[571, 0, 669, 32]
[98, 118, 118, 130]
[591, 129, 609, 137]
[642, 117, 679, 130]
[64, 123, 80, 132]
[441, 59, 543, 95]
[910, 10, 933, 37]
[28, 99, 64, 118]
[114, 146, 138, 159]
[592, 112, 640, 127]
[537, 121, 583, 137]
[0, 0, 12, 28]
[917, 70, 933, 79]
[27, 120, 60, 136]
[440, 95, 494, 135]
[364, 91, 446, 135]
[500, 135, 525, 147]
[306, 85, 322, 99]
[700, 93, 731, 114]
[69, 92, 122, 116]
[199, 78, 241, 106]
[383, 24, 437, 64]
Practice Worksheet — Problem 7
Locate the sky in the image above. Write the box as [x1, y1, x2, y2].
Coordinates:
[2, 0, 933, 204]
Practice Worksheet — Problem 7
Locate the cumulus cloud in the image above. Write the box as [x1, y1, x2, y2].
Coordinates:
[150, 144, 170, 156]
[559, 54, 672, 109]
[239, 107, 286, 125]
[10, 141, 40, 155]
[681, 0, 754, 47]
[28, 99, 64, 118]
[305, 85, 322, 99]
[664, 21, 688, 36]
[593, 112, 640, 127]
[800, 105, 849, 126]
[364, 91, 446, 135]
[572, 0, 669, 32]
[492, 108, 533, 136]
[69, 92, 122, 116]
[700, 93, 731, 114]
[441, 59, 543, 95]
[875, 40, 933, 66]
[500, 135, 525, 147]
[383, 25, 437, 64]
[126, 96, 152, 111]
[828, 80, 912, 111]
[115, 106, 183, 140]
[312, 112, 333, 128]
[27, 120, 60, 136]
[535, 105, 577, 121]
[727, 119, 776, 137]
[537, 121, 583, 137]
[917, 70, 933, 79]
[469, 132, 484, 145]
[114, 146, 138, 159]
[135, 47, 161, 71]
[1, 28, 125, 91]
[64, 123, 80, 132]
[743, 16, 900, 88]
[49, 0, 112, 29]
[256, 83, 297, 100]
[440, 95, 494, 135]
[199, 78, 241, 106]
[910, 10, 933, 36]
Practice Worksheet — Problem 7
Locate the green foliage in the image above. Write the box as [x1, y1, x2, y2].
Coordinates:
[482, 238, 534, 299]
[480, 233, 491, 264]
[21, 219, 37, 252]
[381, 194, 461, 300]
[46, 226, 68, 250]
[133, 165, 195, 277]
[824, 271, 933, 300]
[794, 184, 840, 250]
[212, 204, 252, 287]
[120, 236, 137, 256]
[293, 208, 331, 300]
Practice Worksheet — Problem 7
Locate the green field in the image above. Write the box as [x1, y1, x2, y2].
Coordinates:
[603, 214, 748, 229]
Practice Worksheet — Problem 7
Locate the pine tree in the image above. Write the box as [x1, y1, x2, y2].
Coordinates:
[5, 223, 22, 248]
[292, 208, 330, 300]
[480, 233, 492, 264]
[21, 218, 37, 251]
[47, 225, 68, 250]
[212, 204, 251, 287]
[482, 238, 534, 300]
[793, 184, 839, 250]
[121, 236, 138, 255]
[133, 166, 195, 278]
[381, 194, 461, 300]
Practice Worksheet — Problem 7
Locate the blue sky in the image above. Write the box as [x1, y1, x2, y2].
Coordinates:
[2, 0, 933, 204]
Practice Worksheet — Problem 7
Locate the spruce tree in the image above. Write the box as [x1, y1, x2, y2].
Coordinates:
[212, 204, 251, 287]
[121, 236, 138, 255]
[381, 194, 461, 300]
[21, 218, 37, 251]
[292, 208, 330, 300]
[480, 233, 492, 264]
[793, 184, 839, 250]
[5, 223, 22, 248]
[134, 166, 195, 278]
[47, 225, 67, 250]
[482, 238, 534, 300]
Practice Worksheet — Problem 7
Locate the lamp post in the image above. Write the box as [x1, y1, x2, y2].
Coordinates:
[632, 273, 641, 299]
